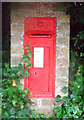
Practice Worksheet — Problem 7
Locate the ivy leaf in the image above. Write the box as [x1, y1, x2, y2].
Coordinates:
[40, 114, 44, 118]
[24, 89, 28, 95]
[27, 49, 30, 54]
[55, 95, 61, 102]
[18, 110, 26, 116]
[63, 96, 69, 100]
[18, 64, 23, 70]
[54, 106, 61, 113]
[28, 60, 31, 65]
[23, 54, 27, 58]
[72, 37, 79, 48]
[74, 39, 78, 46]
[9, 108, 16, 115]
[10, 115, 15, 118]
[24, 45, 29, 49]
[5, 63, 11, 72]
[23, 70, 29, 78]
[77, 110, 82, 116]
[12, 99, 17, 106]
[11, 67, 19, 74]
[57, 112, 62, 118]
[70, 94, 81, 103]
[20, 103, 24, 109]
[29, 92, 32, 95]
[27, 51, 33, 58]
[22, 57, 28, 62]
[9, 73, 16, 79]
[63, 114, 68, 118]
[24, 62, 29, 68]
[58, 6, 64, 11]
[5, 63, 10, 69]
[16, 82, 23, 90]
[61, 86, 68, 94]
[80, 52, 84, 57]
[72, 114, 78, 118]
[2, 112, 10, 118]
[27, 65, 31, 69]
[18, 75, 24, 80]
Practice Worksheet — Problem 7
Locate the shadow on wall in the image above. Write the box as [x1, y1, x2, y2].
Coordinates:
[2, 2, 11, 65]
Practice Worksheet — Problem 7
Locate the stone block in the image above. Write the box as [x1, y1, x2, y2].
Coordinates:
[55, 86, 68, 97]
[56, 46, 69, 57]
[11, 45, 24, 55]
[11, 56, 22, 66]
[11, 10, 24, 23]
[11, 3, 41, 21]
[55, 100, 65, 107]
[58, 14, 70, 23]
[56, 35, 69, 45]
[11, 3, 66, 21]
[58, 23, 70, 35]
[29, 99, 39, 109]
[35, 108, 53, 116]
[56, 67, 68, 77]
[41, 98, 55, 107]
[56, 78, 68, 87]
[11, 24, 24, 36]
[56, 57, 69, 67]
[38, 3, 53, 12]
[30, 98, 38, 106]
[11, 35, 23, 45]
[11, 3, 30, 23]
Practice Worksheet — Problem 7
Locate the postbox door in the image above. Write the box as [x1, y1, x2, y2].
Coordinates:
[24, 17, 56, 98]
[30, 47, 49, 92]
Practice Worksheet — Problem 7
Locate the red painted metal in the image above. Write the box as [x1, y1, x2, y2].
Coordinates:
[24, 17, 56, 98]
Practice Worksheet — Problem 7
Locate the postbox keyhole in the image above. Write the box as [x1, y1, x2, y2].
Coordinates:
[34, 72, 37, 75]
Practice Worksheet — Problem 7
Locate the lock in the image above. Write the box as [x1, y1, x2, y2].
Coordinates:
[34, 72, 37, 75]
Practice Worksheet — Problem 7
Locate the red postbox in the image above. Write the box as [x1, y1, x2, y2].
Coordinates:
[24, 17, 56, 98]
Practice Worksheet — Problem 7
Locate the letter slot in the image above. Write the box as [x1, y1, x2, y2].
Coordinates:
[29, 34, 51, 37]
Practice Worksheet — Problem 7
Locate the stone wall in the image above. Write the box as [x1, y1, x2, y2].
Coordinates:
[11, 2, 70, 116]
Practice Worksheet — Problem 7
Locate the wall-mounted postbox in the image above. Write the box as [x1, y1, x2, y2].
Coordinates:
[24, 17, 56, 98]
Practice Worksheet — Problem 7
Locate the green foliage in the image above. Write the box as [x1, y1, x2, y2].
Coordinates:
[61, 86, 68, 94]
[55, 95, 61, 102]
[58, 5, 65, 11]
[2, 64, 32, 118]
[54, 73, 84, 118]
[2, 3, 84, 119]
[22, 45, 33, 78]
[2, 45, 34, 118]
[54, 31, 84, 118]
[2, 45, 47, 118]
[54, 4, 84, 116]
[72, 31, 84, 50]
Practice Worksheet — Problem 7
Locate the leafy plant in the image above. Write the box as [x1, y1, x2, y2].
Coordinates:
[2, 45, 48, 118]
[61, 86, 68, 94]
[2, 45, 34, 118]
[55, 95, 61, 102]
[2, 2, 84, 119]
[54, 30, 84, 118]
[23, 45, 33, 78]
[54, 67, 84, 118]
[2, 64, 31, 118]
